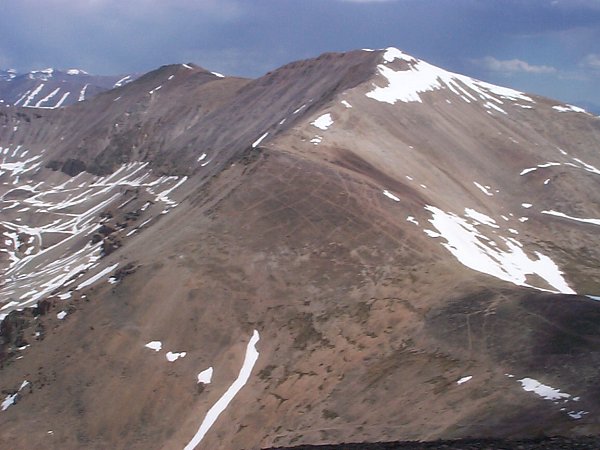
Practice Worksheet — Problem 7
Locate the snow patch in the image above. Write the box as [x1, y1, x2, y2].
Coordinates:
[197, 367, 213, 384]
[1, 393, 18, 411]
[552, 105, 586, 113]
[166, 351, 186, 362]
[311, 113, 333, 130]
[145, 341, 162, 352]
[518, 377, 570, 401]
[568, 410, 589, 419]
[424, 205, 575, 294]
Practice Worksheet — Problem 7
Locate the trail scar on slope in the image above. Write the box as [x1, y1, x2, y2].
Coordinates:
[183, 330, 260, 450]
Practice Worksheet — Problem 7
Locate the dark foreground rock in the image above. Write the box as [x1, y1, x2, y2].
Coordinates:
[266, 436, 600, 450]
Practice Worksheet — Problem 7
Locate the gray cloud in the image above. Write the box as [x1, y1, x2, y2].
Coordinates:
[581, 54, 600, 71]
[0, 0, 599, 110]
[477, 57, 557, 75]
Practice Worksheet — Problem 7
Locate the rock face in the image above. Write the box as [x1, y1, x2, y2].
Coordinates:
[0, 48, 599, 449]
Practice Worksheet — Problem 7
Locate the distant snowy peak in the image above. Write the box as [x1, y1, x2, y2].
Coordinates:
[366, 47, 534, 108]
[28, 68, 55, 81]
[66, 68, 89, 76]
[0, 68, 139, 108]
[0, 69, 17, 81]
[0, 68, 86, 81]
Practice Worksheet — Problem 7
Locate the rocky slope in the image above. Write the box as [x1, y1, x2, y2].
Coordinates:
[0, 48, 599, 449]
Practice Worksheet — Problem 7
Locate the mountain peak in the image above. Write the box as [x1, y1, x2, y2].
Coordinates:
[364, 46, 533, 106]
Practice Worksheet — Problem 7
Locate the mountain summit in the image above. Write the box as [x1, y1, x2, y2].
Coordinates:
[0, 48, 599, 449]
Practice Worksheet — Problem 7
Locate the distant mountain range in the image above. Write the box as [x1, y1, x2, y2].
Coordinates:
[0, 68, 138, 108]
[0, 49, 599, 449]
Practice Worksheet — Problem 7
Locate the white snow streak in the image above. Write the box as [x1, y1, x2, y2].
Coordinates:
[383, 190, 400, 202]
[183, 330, 260, 450]
[541, 210, 600, 226]
[457, 376, 472, 385]
[34, 88, 61, 108]
[54, 92, 70, 108]
[75, 263, 119, 290]
[520, 167, 537, 175]
[22, 84, 45, 107]
[78, 84, 89, 102]
[252, 132, 269, 148]
[113, 76, 131, 88]
[473, 182, 493, 196]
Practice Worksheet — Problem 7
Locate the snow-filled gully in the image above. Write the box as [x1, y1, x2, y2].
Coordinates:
[183, 330, 260, 450]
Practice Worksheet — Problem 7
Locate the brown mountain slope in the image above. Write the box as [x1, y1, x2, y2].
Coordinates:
[0, 48, 599, 449]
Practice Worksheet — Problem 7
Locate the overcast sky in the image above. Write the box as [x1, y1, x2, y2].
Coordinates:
[1, 0, 599, 111]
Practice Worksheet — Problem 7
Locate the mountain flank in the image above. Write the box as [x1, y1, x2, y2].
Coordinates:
[0, 47, 599, 449]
